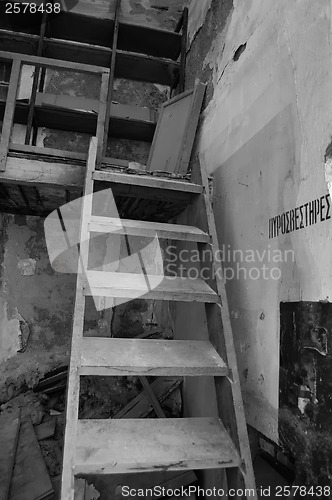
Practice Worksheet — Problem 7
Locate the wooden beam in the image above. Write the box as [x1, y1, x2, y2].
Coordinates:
[0, 58, 21, 171]
[113, 377, 182, 419]
[0, 156, 84, 188]
[139, 376, 166, 418]
[0, 98, 157, 141]
[9, 143, 87, 162]
[179, 7, 188, 93]
[25, 10, 48, 145]
[61, 137, 97, 500]
[0, 50, 109, 74]
[102, 0, 121, 159]
[96, 71, 110, 167]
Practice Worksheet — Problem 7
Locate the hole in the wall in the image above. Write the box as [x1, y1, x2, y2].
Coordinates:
[233, 43, 247, 61]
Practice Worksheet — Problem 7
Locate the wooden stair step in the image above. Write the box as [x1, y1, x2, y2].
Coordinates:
[75, 417, 241, 474]
[84, 272, 218, 303]
[89, 216, 210, 242]
[93, 170, 202, 203]
[79, 338, 228, 376]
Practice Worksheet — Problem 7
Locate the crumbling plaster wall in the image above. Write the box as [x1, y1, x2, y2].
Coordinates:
[187, 0, 331, 444]
[0, 214, 75, 364]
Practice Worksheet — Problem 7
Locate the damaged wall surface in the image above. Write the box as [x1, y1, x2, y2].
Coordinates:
[0, 214, 75, 364]
[187, 0, 332, 450]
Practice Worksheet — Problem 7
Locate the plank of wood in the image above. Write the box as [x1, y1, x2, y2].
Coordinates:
[9, 416, 53, 500]
[138, 376, 166, 418]
[75, 418, 241, 474]
[178, 83, 206, 175]
[114, 376, 182, 419]
[96, 71, 110, 166]
[147, 83, 206, 175]
[84, 272, 218, 303]
[24, 9, 48, 146]
[0, 49, 108, 74]
[0, 156, 85, 189]
[0, 410, 20, 500]
[0, 100, 156, 141]
[178, 7, 188, 93]
[89, 216, 210, 242]
[0, 59, 21, 171]
[34, 93, 156, 123]
[101, 0, 121, 159]
[79, 338, 228, 377]
[8, 143, 87, 162]
[93, 170, 202, 194]
[61, 137, 98, 500]
[34, 419, 56, 441]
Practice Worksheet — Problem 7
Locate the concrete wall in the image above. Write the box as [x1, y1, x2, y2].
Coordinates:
[187, 0, 332, 444]
[0, 214, 75, 363]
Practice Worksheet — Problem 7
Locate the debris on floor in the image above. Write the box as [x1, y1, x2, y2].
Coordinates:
[0, 322, 183, 499]
[0, 409, 20, 500]
[9, 415, 54, 500]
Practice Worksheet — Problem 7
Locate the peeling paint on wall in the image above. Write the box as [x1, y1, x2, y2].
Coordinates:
[0, 215, 76, 357]
[187, 0, 213, 43]
[188, 0, 332, 442]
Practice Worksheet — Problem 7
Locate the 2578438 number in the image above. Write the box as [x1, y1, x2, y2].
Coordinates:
[276, 486, 331, 497]
[5, 3, 61, 13]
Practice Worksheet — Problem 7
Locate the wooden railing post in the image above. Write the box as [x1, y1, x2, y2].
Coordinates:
[95, 70, 110, 168]
[101, 0, 122, 161]
[0, 59, 21, 172]
[25, 10, 49, 146]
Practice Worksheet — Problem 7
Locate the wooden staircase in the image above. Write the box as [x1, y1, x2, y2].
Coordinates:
[60, 137, 257, 499]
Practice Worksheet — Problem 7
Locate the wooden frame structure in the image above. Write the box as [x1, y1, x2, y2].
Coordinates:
[0, 51, 110, 172]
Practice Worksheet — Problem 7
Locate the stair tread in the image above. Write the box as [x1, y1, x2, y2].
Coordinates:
[93, 170, 202, 193]
[75, 417, 241, 474]
[79, 338, 228, 376]
[89, 216, 210, 242]
[84, 272, 218, 303]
